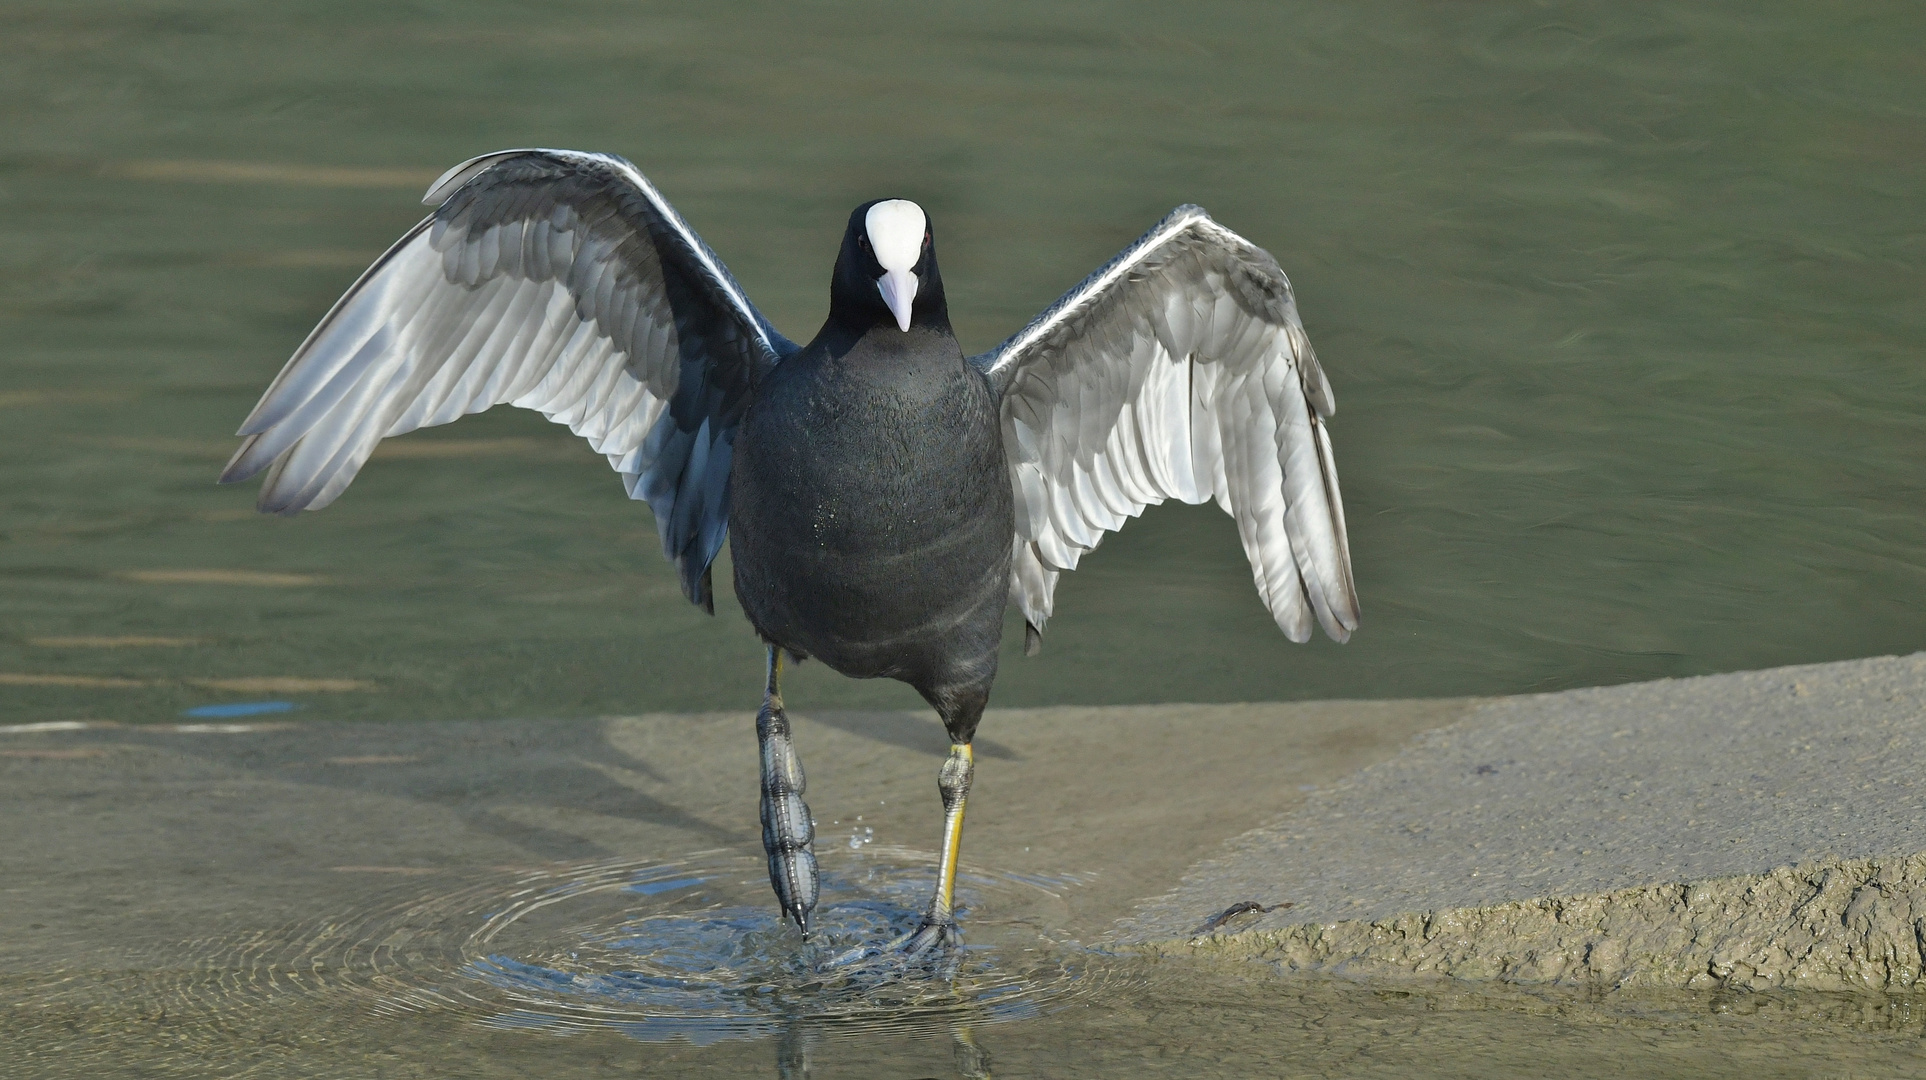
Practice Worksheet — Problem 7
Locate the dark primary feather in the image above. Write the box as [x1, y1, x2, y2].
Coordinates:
[972, 205, 1358, 646]
[220, 149, 796, 609]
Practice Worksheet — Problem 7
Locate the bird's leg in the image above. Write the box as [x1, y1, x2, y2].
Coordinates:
[758, 647, 818, 934]
[899, 740, 974, 954]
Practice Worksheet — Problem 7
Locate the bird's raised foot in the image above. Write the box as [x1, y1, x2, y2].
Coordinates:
[758, 697, 819, 935]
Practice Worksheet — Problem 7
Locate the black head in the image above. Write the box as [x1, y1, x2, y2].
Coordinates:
[829, 198, 949, 334]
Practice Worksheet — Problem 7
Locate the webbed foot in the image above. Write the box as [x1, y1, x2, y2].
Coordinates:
[894, 915, 960, 958]
[823, 914, 961, 973]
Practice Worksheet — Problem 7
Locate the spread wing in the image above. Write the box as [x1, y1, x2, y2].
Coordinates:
[974, 205, 1358, 648]
[220, 148, 797, 611]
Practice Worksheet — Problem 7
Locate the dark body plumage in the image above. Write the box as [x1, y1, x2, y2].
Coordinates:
[734, 204, 1010, 744]
[733, 325, 1012, 744]
[219, 149, 1359, 946]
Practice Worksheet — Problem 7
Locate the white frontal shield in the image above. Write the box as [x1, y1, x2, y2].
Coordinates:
[866, 200, 925, 331]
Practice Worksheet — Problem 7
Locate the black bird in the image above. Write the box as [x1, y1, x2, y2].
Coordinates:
[221, 149, 1359, 949]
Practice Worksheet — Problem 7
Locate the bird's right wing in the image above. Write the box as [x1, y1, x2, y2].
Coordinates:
[973, 206, 1357, 647]
[220, 149, 797, 610]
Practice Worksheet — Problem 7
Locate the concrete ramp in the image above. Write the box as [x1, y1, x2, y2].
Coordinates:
[1127, 653, 1926, 991]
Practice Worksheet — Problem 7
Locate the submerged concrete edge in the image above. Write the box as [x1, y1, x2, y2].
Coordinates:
[1148, 853, 1926, 993]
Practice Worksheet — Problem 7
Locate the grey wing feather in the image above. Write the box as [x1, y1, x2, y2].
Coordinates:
[972, 206, 1357, 646]
[221, 149, 797, 611]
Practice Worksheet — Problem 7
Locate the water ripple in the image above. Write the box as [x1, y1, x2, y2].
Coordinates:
[146, 848, 1120, 1045]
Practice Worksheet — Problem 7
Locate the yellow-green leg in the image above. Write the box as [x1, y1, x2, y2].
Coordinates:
[901, 741, 974, 954]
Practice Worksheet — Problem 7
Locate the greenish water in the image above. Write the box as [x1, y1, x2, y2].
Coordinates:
[10, 835, 1926, 1078]
[3, 1, 1923, 725]
[19, 953, 1926, 1080]
[5, 4, 1926, 1074]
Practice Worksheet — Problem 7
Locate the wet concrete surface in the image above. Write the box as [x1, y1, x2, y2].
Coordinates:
[1126, 653, 1926, 940]
[11, 654, 1926, 998]
[0, 697, 1470, 976]
[1124, 653, 1926, 985]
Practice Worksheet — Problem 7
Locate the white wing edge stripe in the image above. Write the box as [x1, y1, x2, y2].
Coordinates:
[988, 208, 1211, 378]
[583, 153, 777, 362]
[422, 148, 777, 362]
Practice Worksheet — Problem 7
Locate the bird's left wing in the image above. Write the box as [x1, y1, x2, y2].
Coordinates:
[220, 149, 797, 611]
[973, 205, 1357, 649]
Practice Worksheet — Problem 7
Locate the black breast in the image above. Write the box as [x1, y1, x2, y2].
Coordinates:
[729, 326, 1014, 697]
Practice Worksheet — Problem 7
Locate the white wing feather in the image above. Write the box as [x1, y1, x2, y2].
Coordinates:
[977, 206, 1357, 645]
[222, 149, 791, 609]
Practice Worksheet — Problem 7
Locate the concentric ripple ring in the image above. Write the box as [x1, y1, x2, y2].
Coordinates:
[147, 848, 1122, 1045]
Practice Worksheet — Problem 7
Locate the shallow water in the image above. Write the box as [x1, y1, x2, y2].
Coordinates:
[11, 849, 1926, 1079]
[136, 851, 1101, 1046]
[402, 854, 1085, 1039]
[4, 1, 1925, 1075]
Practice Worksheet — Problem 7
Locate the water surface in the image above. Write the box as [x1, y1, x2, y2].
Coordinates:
[2, 5, 1924, 1074]
[12, 848, 1926, 1080]
[2, 0, 1921, 724]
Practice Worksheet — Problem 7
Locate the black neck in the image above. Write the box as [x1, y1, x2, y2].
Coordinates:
[826, 209, 951, 336]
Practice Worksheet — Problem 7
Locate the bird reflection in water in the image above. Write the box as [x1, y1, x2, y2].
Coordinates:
[772, 1016, 993, 1080]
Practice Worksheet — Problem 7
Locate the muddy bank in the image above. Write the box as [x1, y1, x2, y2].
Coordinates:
[1166, 854, 1926, 992]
